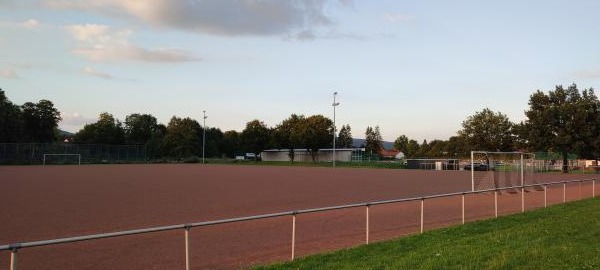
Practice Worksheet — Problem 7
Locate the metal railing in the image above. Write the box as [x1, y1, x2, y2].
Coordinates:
[1, 178, 596, 269]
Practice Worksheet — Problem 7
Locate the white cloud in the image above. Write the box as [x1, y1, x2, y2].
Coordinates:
[82, 66, 112, 79]
[67, 24, 198, 62]
[0, 0, 18, 9]
[44, 0, 340, 37]
[22, 19, 39, 29]
[59, 112, 95, 132]
[384, 13, 414, 23]
[575, 70, 600, 79]
[0, 68, 18, 79]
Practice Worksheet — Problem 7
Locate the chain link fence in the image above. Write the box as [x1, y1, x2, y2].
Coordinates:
[0, 143, 147, 165]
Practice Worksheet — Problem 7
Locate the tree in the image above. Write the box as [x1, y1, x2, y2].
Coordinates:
[416, 139, 431, 157]
[523, 84, 599, 173]
[75, 112, 125, 144]
[221, 130, 240, 158]
[241, 120, 270, 157]
[21, 100, 61, 142]
[205, 127, 224, 158]
[458, 108, 514, 152]
[0, 89, 23, 142]
[425, 139, 448, 157]
[300, 115, 333, 162]
[337, 124, 353, 148]
[273, 114, 305, 162]
[161, 116, 201, 159]
[446, 135, 469, 158]
[364, 125, 383, 157]
[405, 139, 420, 158]
[146, 124, 166, 159]
[393, 135, 409, 152]
[124, 113, 160, 145]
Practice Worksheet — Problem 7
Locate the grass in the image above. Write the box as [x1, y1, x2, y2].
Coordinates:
[255, 197, 600, 270]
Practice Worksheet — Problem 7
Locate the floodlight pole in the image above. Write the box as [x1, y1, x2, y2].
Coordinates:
[332, 92, 340, 168]
[203, 110, 207, 164]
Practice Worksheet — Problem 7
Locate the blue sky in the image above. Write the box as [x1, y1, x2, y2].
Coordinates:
[1, 0, 599, 142]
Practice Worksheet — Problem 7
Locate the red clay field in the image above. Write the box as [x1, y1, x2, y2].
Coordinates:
[0, 164, 596, 269]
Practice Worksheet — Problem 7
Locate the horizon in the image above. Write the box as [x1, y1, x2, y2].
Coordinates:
[2, 1, 599, 142]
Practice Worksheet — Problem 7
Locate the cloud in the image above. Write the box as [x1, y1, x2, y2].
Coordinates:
[0, 0, 19, 9]
[0, 68, 18, 79]
[67, 24, 198, 62]
[383, 13, 414, 23]
[82, 66, 112, 79]
[22, 19, 39, 29]
[44, 0, 341, 37]
[59, 112, 95, 131]
[286, 29, 366, 41]
[575, 70, 600, 79]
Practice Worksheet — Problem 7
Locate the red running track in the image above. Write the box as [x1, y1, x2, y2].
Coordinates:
[0, 164, 595, 269]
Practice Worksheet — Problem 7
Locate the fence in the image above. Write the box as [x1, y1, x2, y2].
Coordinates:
[1, 178, 597, 269]
[0, 143, 147, 165]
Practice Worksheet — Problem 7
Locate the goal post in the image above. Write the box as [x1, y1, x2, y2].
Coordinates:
[470, 151, 535, 192]
[43, 154, 81, 165]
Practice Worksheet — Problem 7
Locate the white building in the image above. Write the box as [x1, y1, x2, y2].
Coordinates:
[261, 148, 360, 162]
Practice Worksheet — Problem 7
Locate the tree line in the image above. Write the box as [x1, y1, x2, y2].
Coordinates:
[1, 84, 598, 172]
[394, 84, 599, 172]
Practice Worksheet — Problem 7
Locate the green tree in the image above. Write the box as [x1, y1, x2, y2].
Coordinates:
[241, 119, 271, 157]
[523, 84, 599, 172]
[221, 130, 240, 158]
[425, 139, 448, 157]
[124, 113, 159, 145]
[274, 114, 305, 162]
[300, 115, 333, 162]
[205, 127, 223, 158]
[146, 124, 166, 159]
[75, 112, 125, 144]
[364, 125, 383, 157]
[446, 135, 469, 158]
[0, 89, 23, 142]
[161, 116, 201, 159]
[405, 139, 420, 158]
[416, 139, 431, 157]
[337, 124, 353, 148]
[21, 100, 61, 142]
[393, 135, 409, 152]
[458, 108, 514, 152]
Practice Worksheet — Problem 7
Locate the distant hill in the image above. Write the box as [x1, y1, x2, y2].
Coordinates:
[58, 129, 75, 137]
[352, 138, 394, 150]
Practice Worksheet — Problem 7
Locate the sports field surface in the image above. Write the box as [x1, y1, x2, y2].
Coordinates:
[0, 164, 594, 269]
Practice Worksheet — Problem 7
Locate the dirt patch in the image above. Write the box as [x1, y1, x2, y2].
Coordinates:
[0, 164, 593, 269]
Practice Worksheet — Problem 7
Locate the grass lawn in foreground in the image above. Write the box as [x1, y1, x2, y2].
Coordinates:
[255, 197, 600, 270]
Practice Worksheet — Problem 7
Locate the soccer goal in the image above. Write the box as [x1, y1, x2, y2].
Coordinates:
[470, 151, 536, 192]
[43, 154, 81, 165]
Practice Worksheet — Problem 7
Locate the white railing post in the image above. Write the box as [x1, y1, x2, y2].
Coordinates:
[461, 193, 465, 225]
[563, 183, 567, 203]
[420, 198, 424, 234]
[10, 248, 17, 270]
[594, 180, 596, 198]
[291, 213, 296, 260]
[494, 190, 498, 218]
[184, 226, 190, 270]
[521, 187, 525, 213]
[365, 204, 370, 244]
[544, 185, 547, 208]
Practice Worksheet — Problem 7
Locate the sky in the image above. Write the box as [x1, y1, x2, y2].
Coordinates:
[1, 0, 599, 142]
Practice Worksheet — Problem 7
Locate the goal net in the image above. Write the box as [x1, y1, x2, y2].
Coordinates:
[43, 154, 81, 165]
[470, 151, 536, 192]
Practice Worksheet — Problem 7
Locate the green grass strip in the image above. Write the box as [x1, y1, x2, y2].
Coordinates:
[255, 198, 600, 270]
